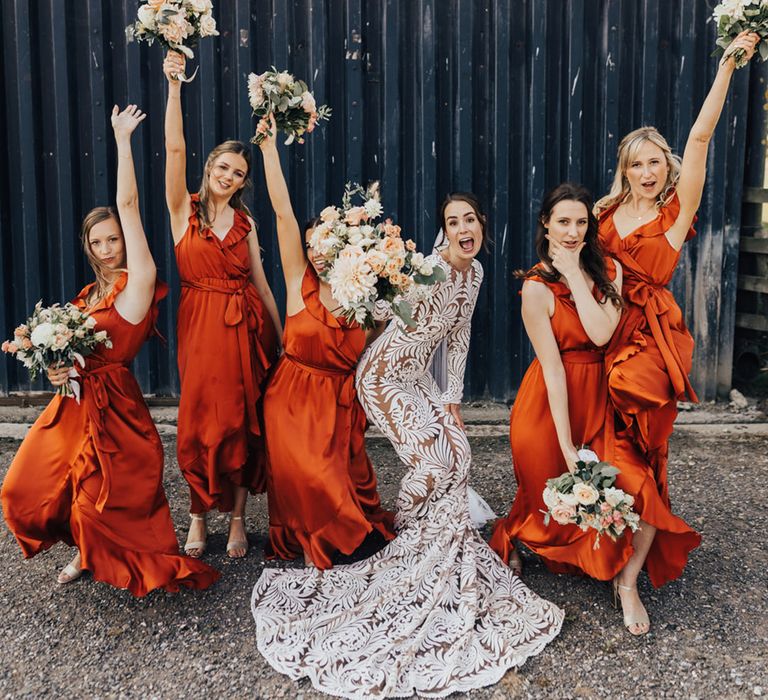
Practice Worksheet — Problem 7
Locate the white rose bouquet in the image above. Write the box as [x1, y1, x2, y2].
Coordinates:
[712, 0, 768, 68]
[126, 0, 219, 81]
[248, 68, 331, 145]
[541, 448, 640, 549]
[2, 301, 112, 399]
[309, 182, 446, 329]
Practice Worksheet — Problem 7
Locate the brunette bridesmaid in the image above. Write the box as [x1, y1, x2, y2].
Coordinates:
[257, 115, 394, 568]
[163, 51, 281, 558]
[1, 105, 219, 594]
[489, 183, 700, 636]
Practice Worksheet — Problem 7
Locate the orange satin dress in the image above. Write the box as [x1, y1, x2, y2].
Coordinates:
[175, 195, 278, 513]
[489, 261, 701, 587]
[598, 194, 697, 499]
[263, 266, 395, 569]
[1, 274, 220, 596]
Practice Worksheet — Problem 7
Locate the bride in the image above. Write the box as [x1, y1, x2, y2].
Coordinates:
[252, 192, 563, 698]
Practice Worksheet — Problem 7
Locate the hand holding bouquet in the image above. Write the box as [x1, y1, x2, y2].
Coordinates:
[541, 448, 640, 549]
[2, 302, 112, 400]
[126, 0, 219, 81]
[712, 1, 766, 68]
[309, 182, 445, 329]
[248, 69, 331, 145]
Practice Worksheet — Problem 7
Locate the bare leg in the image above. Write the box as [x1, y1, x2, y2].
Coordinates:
[615, 520, 656, 635]
[227, 486, 249, 558]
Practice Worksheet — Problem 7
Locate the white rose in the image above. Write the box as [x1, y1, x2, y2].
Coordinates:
[542, 487, 562, 510]
[30, 322, 54, 348]
[572, 482, 599, 506]
[187, 0, 212, 13]
[198, 12, 218, 37]
[577, 448, 599, 463]
[347, 227, 363, 245]
[137, 4, 157, 29]
[85, 316, 97, 329]
[603, 487, 626, 508]
[418, 261, 434, 276]
[410, 252, 425, 268]
[300, 91, 316, 113]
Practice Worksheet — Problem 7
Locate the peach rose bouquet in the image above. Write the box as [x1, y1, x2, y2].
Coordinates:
[308, 182, 445, 328]
[541, 448, 640, 549]
[2, 301, 112, 400]
[126, 0, 219, 81]
[248, 69, 331, 145]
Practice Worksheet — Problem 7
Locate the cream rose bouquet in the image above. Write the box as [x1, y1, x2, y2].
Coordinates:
[712, 0, 768, 68]
[248, 69, 331, 145]
[541, 448, 640, 549]
[2, 302, 112, 400]
[126, 0, 219, 81]
[309, 182, 445, 329]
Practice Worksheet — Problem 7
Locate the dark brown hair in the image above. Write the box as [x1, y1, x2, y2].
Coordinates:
[196, 140, 253, 231]
[80, 206, 125, 301]
[517, 183, 623, 309]
[436, 192, 493, 252]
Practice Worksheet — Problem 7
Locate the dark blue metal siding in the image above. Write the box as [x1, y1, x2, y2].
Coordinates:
[0, 0, 761, 399]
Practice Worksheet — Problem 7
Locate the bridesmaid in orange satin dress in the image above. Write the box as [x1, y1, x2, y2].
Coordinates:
[257, 115, 395, 569]
[592, 33, 758, 627]
[163, 52, 282, 559]
[1, 105, 219, 594]
[490, 183, 700, 636]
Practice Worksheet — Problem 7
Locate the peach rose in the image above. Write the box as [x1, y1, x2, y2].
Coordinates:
[345, 206, 367, 226]
[405, 239, 416, 252]
[319, 206, 340, 223]
[573, 482, 599, 506]
[551, 504, 577, 525]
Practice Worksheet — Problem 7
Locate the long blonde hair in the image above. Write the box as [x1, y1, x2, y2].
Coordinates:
[80, 206, 125, 302]
[594, 126, 681, 214]
[196, 140, 253, 231]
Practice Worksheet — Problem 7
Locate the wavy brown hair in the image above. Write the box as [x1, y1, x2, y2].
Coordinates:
[195, 140, 253, 232]
[80, 206, 125, 302]
[436, 192, 493, 252]
[517, 183, 623, 309]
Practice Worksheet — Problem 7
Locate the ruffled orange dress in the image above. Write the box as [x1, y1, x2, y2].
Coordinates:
[489, 261, 701, 587]
[175, 195, 278, 513]
[263, 266, 395, 569]
[1, 274, 220, 596]
[598, 194, 697, 499]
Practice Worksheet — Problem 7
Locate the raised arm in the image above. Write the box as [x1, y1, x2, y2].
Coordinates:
[668, 31, 759, 250]
[163, 51, 191, 243]
[521, 280, 579, 473]
[547, 237, 622, 346]
[246, 221, 284, 343]
[257, 115, 305, 292]
[111, 105, 157, 324]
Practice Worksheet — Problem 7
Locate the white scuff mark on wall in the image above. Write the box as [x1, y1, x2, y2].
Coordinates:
[501, 223, 508, 254]
[606, 52, 615, 69]
[571, 67, 580, 96]
[92, 51, 99, 69]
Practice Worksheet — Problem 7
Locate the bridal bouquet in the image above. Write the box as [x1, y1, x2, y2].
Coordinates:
[541, 449, 640, 549]
[712, 0, 768, 67]
[309, 182, 445, 328]
[2, 302, 112, 400]
[126, 0, 219, 81]
[248, 69, 331, 145]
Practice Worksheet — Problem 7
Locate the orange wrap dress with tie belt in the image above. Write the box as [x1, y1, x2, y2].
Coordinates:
[489, 260, 700, 587]
[175, 195, 278, 513]
[598, 193, 698, 502]
[263, 266, 395, 569]
[1, 274, 220, 596]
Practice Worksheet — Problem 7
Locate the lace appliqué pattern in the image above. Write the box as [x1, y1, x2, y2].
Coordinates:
[252, 256, 563, 698]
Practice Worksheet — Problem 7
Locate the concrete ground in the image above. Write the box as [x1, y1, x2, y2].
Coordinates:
[0, 402, 766, 699]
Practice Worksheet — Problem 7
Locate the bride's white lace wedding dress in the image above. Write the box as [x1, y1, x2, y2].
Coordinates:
[252, 255, 563, 698]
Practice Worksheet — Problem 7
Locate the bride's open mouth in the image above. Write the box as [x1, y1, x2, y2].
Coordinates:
[459, 236, 475, 253]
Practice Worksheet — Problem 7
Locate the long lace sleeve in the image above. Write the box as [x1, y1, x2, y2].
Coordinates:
[439, 262, 483, 404]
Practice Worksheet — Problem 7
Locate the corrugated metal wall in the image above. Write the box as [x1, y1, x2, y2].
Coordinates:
[0, 0, 760, 399]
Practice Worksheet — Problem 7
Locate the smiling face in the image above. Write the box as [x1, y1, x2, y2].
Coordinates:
[623, 140, 669, 203]
[443, 200, 484, 266]
[88, 216, 125, 269]
[305, 225, 325, 275]
[542, 199, 589, 251]
[207, 152, 248, 200]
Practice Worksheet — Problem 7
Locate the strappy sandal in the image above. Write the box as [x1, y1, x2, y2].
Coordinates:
[226, 515, 249, 558]
[57, 554, 82, 585]
[184, 513, 207, 558]
[612, 578, 651, 636]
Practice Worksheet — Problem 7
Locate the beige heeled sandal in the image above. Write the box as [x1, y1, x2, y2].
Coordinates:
[226, 515, 249, 558]
[612, 579, 651, 635]
[57, 554, 83, 585]
[184, 513, 207, 558]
